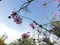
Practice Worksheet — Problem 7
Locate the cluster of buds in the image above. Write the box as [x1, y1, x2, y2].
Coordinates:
[8, 11, 23, 24]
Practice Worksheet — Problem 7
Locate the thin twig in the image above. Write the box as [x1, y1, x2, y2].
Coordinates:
[16, 0, 34, 13]
[46, 0, 55, 5]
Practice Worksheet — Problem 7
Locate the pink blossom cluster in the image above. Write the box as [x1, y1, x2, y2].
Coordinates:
[8, 11, 23, 24]
[30, 23, 35, 29]
[22, 32, 30, 39]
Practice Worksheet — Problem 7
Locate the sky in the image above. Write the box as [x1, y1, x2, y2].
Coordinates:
[0, 22, 21, 44]
[0, 0, 60, 44]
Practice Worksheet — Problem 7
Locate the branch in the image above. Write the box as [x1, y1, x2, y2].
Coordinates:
[19, 14, 60, 39]
[47, 0, 55, 4]
[16, 0, 34, 14]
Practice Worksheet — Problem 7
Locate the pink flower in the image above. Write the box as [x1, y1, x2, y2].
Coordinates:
[53, 26, 60, 30]
[57, 0, 60, 2]
[13, 15, 23, 24]
[42, 37, 50, 43]
[30, 23, 35, 29]
[22, 33, 30, 39]
[53, 13, 57, 16]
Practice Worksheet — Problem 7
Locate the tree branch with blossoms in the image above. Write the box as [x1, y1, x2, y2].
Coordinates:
[8, 0, 60, 38]
[8, 9, 60, 39]
[8, 0, 60, 45]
